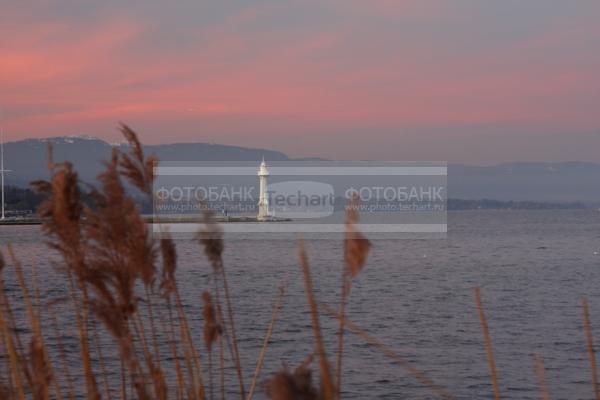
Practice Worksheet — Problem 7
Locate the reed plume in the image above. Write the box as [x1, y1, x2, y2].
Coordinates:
[336, 194, 370, 399]
[31, 148, 100, 400]
[159, 236, 178, 297]
[264, 357, 318, 400]
[203, 291, 221, 353]
[343, 194, 371, 279]
[29, 126, 163, 399]
[118, 123, 157, 196]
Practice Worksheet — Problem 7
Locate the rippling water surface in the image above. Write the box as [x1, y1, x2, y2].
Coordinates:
[1, 210, 600, 399]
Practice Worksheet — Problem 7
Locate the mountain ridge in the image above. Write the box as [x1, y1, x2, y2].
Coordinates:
[2, 136, 599, 202]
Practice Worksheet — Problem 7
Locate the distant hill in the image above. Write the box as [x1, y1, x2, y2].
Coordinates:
[2, 136, 289, 187]
[448, 162, 600, 203]
[2, 136, 600, 203]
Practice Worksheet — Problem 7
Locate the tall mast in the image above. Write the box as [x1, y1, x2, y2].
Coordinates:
[0, 108, 11, 220]
[0, 109, 9, 221]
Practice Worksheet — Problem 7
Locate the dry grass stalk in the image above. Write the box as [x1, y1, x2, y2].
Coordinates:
[174, 288, 203, 399]
[533, 354, 550, 400]
[335, 270, 349, 400]
[0, 381, 9, 399]
[1, 247, 38, 399]
[0, 320, 14, 397]
[160, 300, 184, 400]
[161, 233, 206, 398]
[28, 254, 62, 400]
[336, 194, 371, 399]
[132, 311, 152, 362]
[144, 286, 162, 369]
[159, 236, 186, 400]
[219, 335, 225, 400]
[298, 239, 334, 400]
[209, 257, 228, 400]
[29, 257, 64, 400]
[49, 306, 75, 400]
[67, 272, 100, 400]
[131, 312, 167, 400]
[472, 287, 500, 400]
[0, 261, 25, 400]
[203, 291, 221, 400]
[31, 150, 101, 400]
[8, 245, 58, 400]
[583, 298, 600, 400]
[91, 318, 110, 398]
[247, 276, 289, 400]
[199, 210, 245, 399]
[120, 358, 127, 400]
[0, 125, 540, 399]
[28, 336, 52, 400]
[321, 303, 455, 400]
[0, 312, 23, 399]
[159, 237, 201, 400]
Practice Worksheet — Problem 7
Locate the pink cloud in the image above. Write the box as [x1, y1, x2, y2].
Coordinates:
[0, 1, 599, 162]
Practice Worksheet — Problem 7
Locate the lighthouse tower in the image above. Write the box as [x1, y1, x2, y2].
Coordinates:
[257, 158, 270, 220]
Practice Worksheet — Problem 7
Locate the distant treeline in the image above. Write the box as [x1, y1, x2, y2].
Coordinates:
[3, 185, 152, 215]
[2, 185, 47, 212]
[448, 198, 587, 210]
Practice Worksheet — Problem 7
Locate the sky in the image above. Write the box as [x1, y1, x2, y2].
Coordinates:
[1, 0, 599, 164]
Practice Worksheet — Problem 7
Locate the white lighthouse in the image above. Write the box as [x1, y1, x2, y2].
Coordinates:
[257, 158, 270, 220]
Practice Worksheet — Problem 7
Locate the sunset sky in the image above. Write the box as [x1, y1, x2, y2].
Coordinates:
[1, 0, 599, 164]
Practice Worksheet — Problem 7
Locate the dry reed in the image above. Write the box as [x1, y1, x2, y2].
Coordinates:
[247, 276, 288, 400]
[198, 211, 245, 399]
[533, 354, 550, 400]
[263, 356, 317, 400]
[583, 298, 600, 400]
[336, 193, 370, 399]
[203, 291, 221, 400]
[3, 124, 598, 400]
[472, 286, 500, 400]
[321, 303, 455, 400]
[299, 239, 335, 400]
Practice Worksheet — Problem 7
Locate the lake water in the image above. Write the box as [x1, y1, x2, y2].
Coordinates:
[1, 210, 600, 399]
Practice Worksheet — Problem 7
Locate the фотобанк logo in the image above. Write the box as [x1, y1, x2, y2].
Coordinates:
[152, 160, 447, 239]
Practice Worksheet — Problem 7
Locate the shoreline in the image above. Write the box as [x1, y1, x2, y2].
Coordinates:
[0, 208, 593, 227]
[0, 215, 292, 226]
